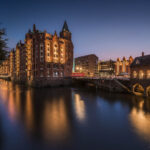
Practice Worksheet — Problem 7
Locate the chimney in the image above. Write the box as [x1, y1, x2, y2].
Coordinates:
[142, 52, 144, 57]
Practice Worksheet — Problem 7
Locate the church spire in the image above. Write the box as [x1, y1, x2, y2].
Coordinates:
[62, 20, 69, 32]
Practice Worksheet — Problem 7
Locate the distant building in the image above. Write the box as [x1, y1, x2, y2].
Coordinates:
[0, 58, 9, 76]
[15, 41, 26, 80]
[130, 52, 150, 79]
[98, 60, 115, 77]
[75, 54, 98, 77]
[115, 56, 133, 76]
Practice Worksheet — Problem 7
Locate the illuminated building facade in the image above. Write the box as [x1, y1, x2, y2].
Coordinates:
[15, 41, 26, 80]
[25, 22, 73, 81]
[130, 52, 150, 79]
[0, 21, 73, 83]
[115, 56, 133, 76]
[9, 49, 15, 77]
[75, 54, 98, 77]
[98, 60, 115, 77]
[0, 58, 10, 76]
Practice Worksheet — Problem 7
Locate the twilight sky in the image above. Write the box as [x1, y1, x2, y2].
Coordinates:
[0, 0, 150, 60]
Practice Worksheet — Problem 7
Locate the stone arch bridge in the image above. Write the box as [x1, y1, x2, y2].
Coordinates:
[73, 77, 150, 97]
[130, 79, 150, 97]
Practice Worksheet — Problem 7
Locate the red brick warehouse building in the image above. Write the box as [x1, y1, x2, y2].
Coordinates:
[0, 21, 74, 82]
[25, 21, 73, 81]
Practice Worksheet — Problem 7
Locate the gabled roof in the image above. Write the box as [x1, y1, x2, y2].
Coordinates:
[130, 55, 150, 67]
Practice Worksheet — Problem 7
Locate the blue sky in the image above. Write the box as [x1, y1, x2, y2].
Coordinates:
[0, 0, 150, 60]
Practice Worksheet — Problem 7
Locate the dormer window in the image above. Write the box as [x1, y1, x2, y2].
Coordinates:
[136, 59, 140, 64]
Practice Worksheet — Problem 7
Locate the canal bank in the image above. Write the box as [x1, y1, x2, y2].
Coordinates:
[1, 77, 150, 98]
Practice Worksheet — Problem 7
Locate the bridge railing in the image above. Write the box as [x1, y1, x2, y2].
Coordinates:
[72, 76, 130, 81]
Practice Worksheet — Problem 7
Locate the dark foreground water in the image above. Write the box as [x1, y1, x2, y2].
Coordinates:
[0, 80, 150, 150]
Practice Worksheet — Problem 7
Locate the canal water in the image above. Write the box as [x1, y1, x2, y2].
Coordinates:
[0, 79, 150, 150]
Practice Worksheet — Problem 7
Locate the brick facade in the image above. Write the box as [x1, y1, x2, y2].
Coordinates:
[0, 21, 74, 81]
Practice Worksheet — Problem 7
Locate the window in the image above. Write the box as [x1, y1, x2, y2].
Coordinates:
[133, 71, 137, 78]
[60, 72, 63, 77]
[139, 70, 144, 79]
[136, 59, 140, 64]
[40, 58, 44, 62]
[53, 71, 58, 77]
[147, 70, 150, 79]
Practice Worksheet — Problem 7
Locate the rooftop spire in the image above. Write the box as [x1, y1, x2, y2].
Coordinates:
[33, 24, 36, 32]
[54, 30, 57, 36]
[62, 20, 69, 32]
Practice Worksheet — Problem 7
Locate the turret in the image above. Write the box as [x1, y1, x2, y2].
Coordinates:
[60, 21, 71, 40]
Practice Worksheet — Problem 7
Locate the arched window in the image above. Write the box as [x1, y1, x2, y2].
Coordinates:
[133, 71, 137, 78]
[139, 70, 144, 79]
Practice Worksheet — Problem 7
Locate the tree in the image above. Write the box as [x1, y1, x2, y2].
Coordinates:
[0, 27, 8, 63]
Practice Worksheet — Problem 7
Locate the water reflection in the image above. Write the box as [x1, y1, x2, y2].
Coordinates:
[0, 79, 73, 145]
[42, 98, 70, 142]
[0, 114, 3, 149]
[73, 94, 86, 122]
[129, 98, 150, 142]
[1, 79, 150, 150]
[25, 89, 34, 131]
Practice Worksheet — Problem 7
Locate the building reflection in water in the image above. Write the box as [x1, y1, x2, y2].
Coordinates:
[25, 89, 34, 131]
[8, 86, 16, 122]
[0, 80, 9, 104]
[0, 80, 74, 144]
[129, 97, 150, 142]
[73, 94, 86, 123]
[42, 98, 70, 142]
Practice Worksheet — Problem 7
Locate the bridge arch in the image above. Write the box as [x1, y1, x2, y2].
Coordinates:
[146, 86, 150, 97]
[132, 83, 145, 96]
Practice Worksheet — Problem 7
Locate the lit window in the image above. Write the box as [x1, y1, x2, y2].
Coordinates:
[147, 70, 150, 79]
[133, 71, 137, 78]
[139, 70, 144, 79]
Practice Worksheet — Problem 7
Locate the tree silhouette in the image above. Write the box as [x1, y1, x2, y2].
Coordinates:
[0, 26, 8, 63]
